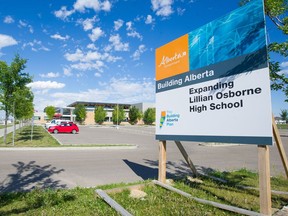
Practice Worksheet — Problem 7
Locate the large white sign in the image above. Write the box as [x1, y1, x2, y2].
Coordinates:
[155, 0, 272, 145]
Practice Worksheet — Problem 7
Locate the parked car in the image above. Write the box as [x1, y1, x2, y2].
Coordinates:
[45, 119, 71, 129]
[48, 122, 79, 134]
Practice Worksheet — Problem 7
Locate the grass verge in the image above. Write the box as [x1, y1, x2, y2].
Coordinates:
[0, 125, 60, 147]
[0, 126, 135, 148]
[0, 170, 287, 215]
[277, 124, 288, 129]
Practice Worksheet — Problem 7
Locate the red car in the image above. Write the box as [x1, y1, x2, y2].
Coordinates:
[48, 122, 79, 134]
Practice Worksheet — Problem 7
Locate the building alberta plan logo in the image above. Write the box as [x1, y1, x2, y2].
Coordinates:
[159, 111, 166, 129]
[159, 110, 180, 129]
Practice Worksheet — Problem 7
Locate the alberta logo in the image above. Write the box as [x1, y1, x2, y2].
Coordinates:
[159, 110, 180, 128]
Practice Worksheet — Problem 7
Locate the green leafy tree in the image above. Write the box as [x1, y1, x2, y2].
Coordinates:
[74, 104, 87, 124]
[240, 0, 288, 101]
[0, 54, 33, 144]
[45, 106, 56, 120]
[94, 106, 107, 125]
[280, 109, 288, 123]
[143, 108, 156, 125]
[14, 87, 34, 121]
[112, 105, 126, 125]
[129, 106, 142, 125]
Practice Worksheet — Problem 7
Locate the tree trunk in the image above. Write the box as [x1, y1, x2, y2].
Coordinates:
[3, 110, 8, 145]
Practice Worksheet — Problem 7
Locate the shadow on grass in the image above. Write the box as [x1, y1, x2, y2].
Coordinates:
[16, 129, 43, 141]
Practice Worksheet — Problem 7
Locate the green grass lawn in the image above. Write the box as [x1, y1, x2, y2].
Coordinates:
[277, 124, 288, 129]
[0, 170, 287, 216]
[0, 125, 60, 147]
[0, 124, 13, 129]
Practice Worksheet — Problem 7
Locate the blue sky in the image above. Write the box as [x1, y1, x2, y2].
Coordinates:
[0, 0, 287, 116]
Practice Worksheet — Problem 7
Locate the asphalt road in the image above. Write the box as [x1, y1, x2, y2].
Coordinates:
[0, 125, 287, 192]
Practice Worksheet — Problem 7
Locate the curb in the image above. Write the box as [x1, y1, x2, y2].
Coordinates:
[0, 145, 138, 151]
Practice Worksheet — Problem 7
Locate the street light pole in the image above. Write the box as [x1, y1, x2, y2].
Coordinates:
[12, 100, 15, 146]
[116, 104, 119, 129]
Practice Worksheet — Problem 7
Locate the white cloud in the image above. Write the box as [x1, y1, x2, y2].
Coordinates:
[18, 20, 34, 33]
[51, 34, 70, 41]
[101, 0, 112, 11]
[51, 77, 155, 104]
[0, 34, 17, 49]
[54, 6, 75, 20]
[87, 43, 97, 50]
[280, 61, 288, 68]
[65, 49, 121, 63]
[88, 27, 104, 42]
[73, 0, 112, 12]
[4, 16, 14, 24]
[108, 34, 129, 51]
[126, 21, 142, 40]
[27, 81, 65, 89]
[64, 49, 121, 73]
[114, 19, 124, 31]
[22, 39, 50, 52]
[78, 16, 98, 31]
[145, 15, 153, 24]
[19, 20, 27, 27]
[126, 21, 133, 31]
[280, 61, 288, 75]
[132, 45, 146, 60]
[71, 61, 105, 71]
[127, 31, 142, 40]
[63, 67, 73, 76]
[151, 0, 174, 17]
[102, 53, 122, 62]
[177, 8, 185, 15]
[64, 49, 84, 62]
[40, 72, 60, 78]
[280, 69, 288, 75]
[94, 72, 101, 77]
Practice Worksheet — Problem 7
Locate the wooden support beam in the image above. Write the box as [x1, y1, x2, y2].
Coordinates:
[175, 141, 198, 177]
[258, 145, 272, 216]
[158, 140, 167, 183]
[272, 115, 288, 178]
[152, 180, 262, 216]
[96, 189, 133, 216]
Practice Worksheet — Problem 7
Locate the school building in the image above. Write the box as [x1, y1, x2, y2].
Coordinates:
[34, 101, 155, 125]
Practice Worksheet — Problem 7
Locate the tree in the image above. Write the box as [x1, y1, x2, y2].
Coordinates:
[74, 104, 87, 124]
[280, 109, 288, 123]
[240, 0, 288, 101]
[45, 106, 56, 120]
[129, 106, 142, 125]
[14, 86, 34, 122]
[94, 106, 107, 125]
[143, 108, 156, 125]
[0, 54, 33, 144]
[112, 105, 126, 125]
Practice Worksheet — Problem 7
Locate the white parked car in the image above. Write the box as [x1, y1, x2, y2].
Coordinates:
[45, 119, 71, 129]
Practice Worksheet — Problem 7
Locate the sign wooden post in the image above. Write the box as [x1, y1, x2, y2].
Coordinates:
[158, 140, 167, 183]
[272, 115, 288, 178]
[175, 141, 198, 177]
[258, 145, 272, 216]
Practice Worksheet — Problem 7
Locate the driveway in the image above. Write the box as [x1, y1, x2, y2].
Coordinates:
[0, 125, 287, 192]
